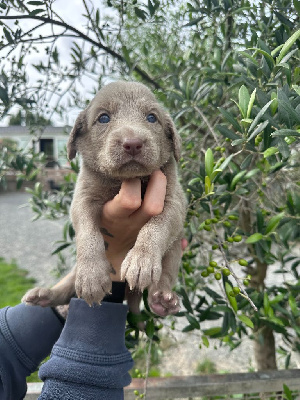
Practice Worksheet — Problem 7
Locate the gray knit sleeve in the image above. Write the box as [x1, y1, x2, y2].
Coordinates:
[38, 298, 133, 400]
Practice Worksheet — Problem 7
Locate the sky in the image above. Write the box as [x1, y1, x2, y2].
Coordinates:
[1, 0, 112, 126]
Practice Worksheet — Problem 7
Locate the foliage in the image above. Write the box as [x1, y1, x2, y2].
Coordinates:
[0, 138, 44, 189]
[8, 110, 52, 126]
[1, 0, 300, 372]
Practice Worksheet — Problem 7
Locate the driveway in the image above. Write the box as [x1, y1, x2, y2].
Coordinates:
[0, 191, 67, 286]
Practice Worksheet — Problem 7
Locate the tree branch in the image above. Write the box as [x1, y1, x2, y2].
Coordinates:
[0, 14, 161, 89]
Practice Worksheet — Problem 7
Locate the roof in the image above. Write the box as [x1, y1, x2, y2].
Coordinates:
[0, 126, 71, 136]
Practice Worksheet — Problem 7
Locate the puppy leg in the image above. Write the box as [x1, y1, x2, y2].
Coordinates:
[22, 267, 76, 307]
[148, 238, 181, 317]
[72, 200, 113, 305]
[121, 193, 185, 292]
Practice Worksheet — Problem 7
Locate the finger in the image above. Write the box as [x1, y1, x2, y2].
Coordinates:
[132, 170, 167, 225]
[103, 178, 142, 219]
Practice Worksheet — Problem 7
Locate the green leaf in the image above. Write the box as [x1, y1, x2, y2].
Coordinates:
[271, 44, 284, 57]
[51, 243, 71, 255]
[217, 125, 241, 141]
[247, 88, 256, 118]
[240, 154, 253, 170]
[202, 335, 209, 348]
[283, 383, 293, 400]
[218, 154, 234, 171]
[29, 8, 45, 15]
[248, 99, 275, 134]
[134, 6, 147, 20]
[239, 50, 259, 66]
[292, 85, 300, 96]
[52, 47, 59, 64]
[244, 168, 260, 180]
[186, 313, 200, 329]
[95, 9, 100, 25]
[27, 1, 44, 4]
[182, 324, 195, 333]
[265, 212, 285, 234]
[248, 48, 275, 70]
[205, 175, 213, 195]
[278, 99, 300, 125]
[205, 148, 214, 178]
[225, 282, 238, 313]
[145, 319, 155, 338]
[245, 233, 264, 244]
[231, 138, 246, 146]
[294, 0, 300, 14]
[247, 120, 269, 141]
[203, 327, 222, 337]
[179, 288, 193, 314]
[263, 147, 279, 158]
[270, 92, 278, 115]
[188, 177, 201, 186]
[238, 314, 254, 329]
[218, 108, 242, 132]
[276, 29, 300, 64]
[239, 85, 250, 118]
[268, 316, 285, 327]
[230, 170, 247, 190]
[3, 27, 13, 43]
[272, 129, 300, 137]
[288, 295, 299, 316]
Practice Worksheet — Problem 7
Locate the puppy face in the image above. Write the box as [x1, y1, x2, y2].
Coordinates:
[68, 81, 181, 179]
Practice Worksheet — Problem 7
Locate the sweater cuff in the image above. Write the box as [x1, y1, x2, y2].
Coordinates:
[0, 303, 63, 372]
[0, 303, 63, 400]
[38, 298, 133, 399]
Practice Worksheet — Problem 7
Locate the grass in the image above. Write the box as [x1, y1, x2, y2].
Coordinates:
[0, 257, 35, 308]
[0, 257, 43, 382]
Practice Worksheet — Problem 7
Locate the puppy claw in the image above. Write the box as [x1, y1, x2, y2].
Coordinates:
[75, 261, 112, 306]
[121, 247, 162, 291]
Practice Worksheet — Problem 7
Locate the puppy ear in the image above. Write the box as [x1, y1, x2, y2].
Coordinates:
[165, 115, 181, 162]
[67, 111, 86, 160]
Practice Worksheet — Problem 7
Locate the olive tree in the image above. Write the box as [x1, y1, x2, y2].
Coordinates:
[1, 0, 300, 371]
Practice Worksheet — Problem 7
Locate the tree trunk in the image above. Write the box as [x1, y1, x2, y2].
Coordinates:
[254, 326, 277, 370]
[240, 200, 278, 370]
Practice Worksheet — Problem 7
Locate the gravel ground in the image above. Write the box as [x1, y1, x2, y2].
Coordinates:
[1, 191, 299, 376]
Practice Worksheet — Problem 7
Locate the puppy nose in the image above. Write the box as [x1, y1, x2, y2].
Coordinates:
[123, 138, 143, 156]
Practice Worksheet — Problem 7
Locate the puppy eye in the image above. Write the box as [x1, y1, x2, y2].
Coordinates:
[98, 114, 110, 124]
[147, 113, 157, 123]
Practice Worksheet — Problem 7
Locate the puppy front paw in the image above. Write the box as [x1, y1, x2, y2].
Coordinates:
[22, 287, 55, 307]
[148, 290, 180, 317]
[75, 261, 112, 305]
[121, 247, 162, 291]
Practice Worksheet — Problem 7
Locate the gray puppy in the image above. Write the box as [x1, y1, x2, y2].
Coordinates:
[22, 81, 186, 316]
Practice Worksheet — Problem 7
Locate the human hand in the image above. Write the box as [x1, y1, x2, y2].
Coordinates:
[101, 170, 167, 281]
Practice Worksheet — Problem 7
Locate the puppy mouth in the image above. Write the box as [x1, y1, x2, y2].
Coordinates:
[110, 158, 153, 178]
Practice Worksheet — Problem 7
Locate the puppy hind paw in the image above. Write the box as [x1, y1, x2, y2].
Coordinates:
[149, 290, 180, 317]
[22, 287, 54, 307]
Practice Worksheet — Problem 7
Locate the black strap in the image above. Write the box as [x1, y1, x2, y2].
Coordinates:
[102, 281, 126, 303]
